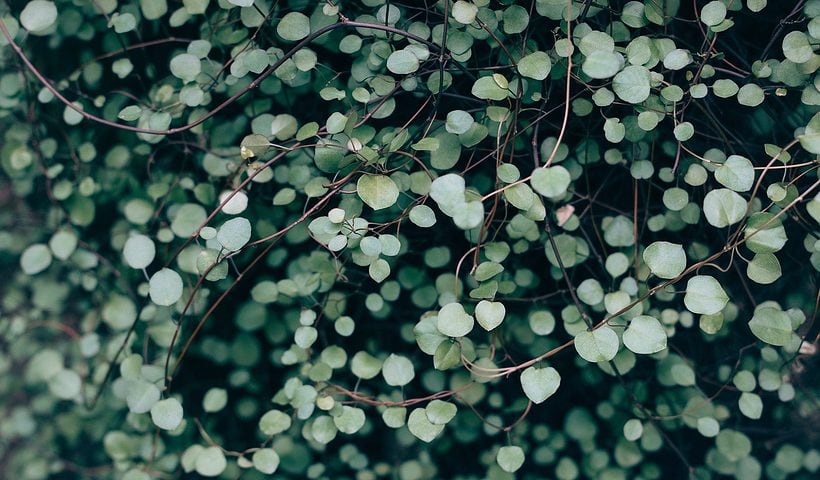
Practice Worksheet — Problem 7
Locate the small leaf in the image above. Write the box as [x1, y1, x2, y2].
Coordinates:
[471, 76, 509, 101]
[217, 217, 251, 251]
[333, 406, 366, 434]
[277, 12, 310, 41]
[703, 188, 747, 228]
[497, 446, 525, 473]
[351, 351, 382, 379]
[531, 166, 571, 199]
[259, 409, 292, 435]
[700, 1, 727, 27]
[386, 49, 420, 75]
[475, 300, 505, 331]
[202, 388, 228, 413]
[715, 155, 754, 192]
[20, 243, 52, 274]
[436, 302, 474, 337]
[782, 31, 812, 64]
[574, 326, 619, 363]
[149, 268, 184, 306]
[20, 0, 58, 33]
[150, 398, 183, 431]
[517, 51, 551, 80]
[195, 446, 226, 477]
[126, 380, 161, 414]
[425, 400, 457, 425]
[357, 175, 399, 211]
[409, 205, 437, 227]
[739, 392, 763, 419]
[748, 306, 792, 346]
[452, 1, 478, 24]
[445, 110, 474, 135]
[612, 65, 651, 104]
[642, 241, 686, 279]
[623, 315, 667, 354]
[520, 366, 561, 404]
[123, 234, 156, 269]
[407, 408, 444, 442]
[252, 449, 280, 475]
[382, 354, 414, 386]
[684, 275, 729, 315]
[368, 258, 391, 283]
[746, 253, 782, 284]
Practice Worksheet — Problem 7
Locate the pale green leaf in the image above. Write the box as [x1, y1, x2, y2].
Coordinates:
[149, 268, 184, 306]
[20, 243, 52, 274]
[195, 446, 226, 477]
[531, 166, 570, 199]
[277, 12, 310, 41]
[437, 302, 474, 337]
[643, 241, 686, 279]
[217, 217, 251, 251]
[150, 398, 183, 430]
[623, 315, 667, 354]
[748, 306, 792, 346]
[497, 446, 525, 473]
[475, 300, 505, 331]
[20, 1, 57, 33]
[382, 354, 414, 386]
[703, 188, 747, 227]
[684, 275, 729, 315]
[574, 326, 619, 363]
[252, 448, 280, 474]
[517, 51, 551, 80]
[520, 366, 560, 404]
[123, 234, 155, 269]
[612, 66, 651, 104]
[357, 175, 399, 211]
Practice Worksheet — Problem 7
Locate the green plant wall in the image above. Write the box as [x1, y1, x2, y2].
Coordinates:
[0, 0, 819, 479]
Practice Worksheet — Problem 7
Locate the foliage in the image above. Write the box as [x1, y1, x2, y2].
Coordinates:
[1, 0, 819, 479]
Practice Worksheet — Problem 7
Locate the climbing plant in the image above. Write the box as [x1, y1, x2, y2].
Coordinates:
[0, 0, 819, 478]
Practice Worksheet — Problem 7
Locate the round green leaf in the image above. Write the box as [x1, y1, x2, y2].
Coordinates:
[20, 243, 52, 275]
[259, 409, 292, 435]
[126, 380, 161, 414]
[582, 51, 623, 79]
[497, 446, 525, 473]
[703, 188, 747, 227]
[737, 84, 765, 106]
[407, 408, 444, 442]
[643, 241, 686, 279]
[782, 31, 812, 64]
[170, 53, 201, 83]
[520, 366, 560, 404]
[475, 300, 505, 331]
[149, 268, 184, 306]
[351, 351, 382, 379]
[502, 5, 529, 34]
[382, 354, 414, 386]
[739, 392, 763, 419]
[531, 166, 571, 199]
[217, 217, 251, 252]
[574, 326, 619, 363]
[333, 406, 366, 434]
[277, 12, 310, 41]
[424, 400, 457, 425]
[123, 234, 155, 269]
[663, 49, 692, 70]
[437, 302, 474, 337]
[746, 253, 782, 284]
[673, 122, 695, 141]
[20, 1, 57, 33]
[409, 204, 436, 227]
[357, 175, 399, 211]
[202, 388, 228, 413]
[748, 306, 792, 346]
[715, 155, 754, 192]
[684, 275, 729, 315]
[150, 398, 183, 431]
[623, 315, 667, 354]
[452, 0, 478, 24]
[517, 51, 551, 80]
[445, 110, 474, 135]
[48, 369, 81, 399]
[612, 66, 651, 104]
[195, 446, 226, 477]
[700, 1, 727, 27]
[471, 75, 510, 101]
[386, 49, 420, 75]
[252, 448, 280, 474]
